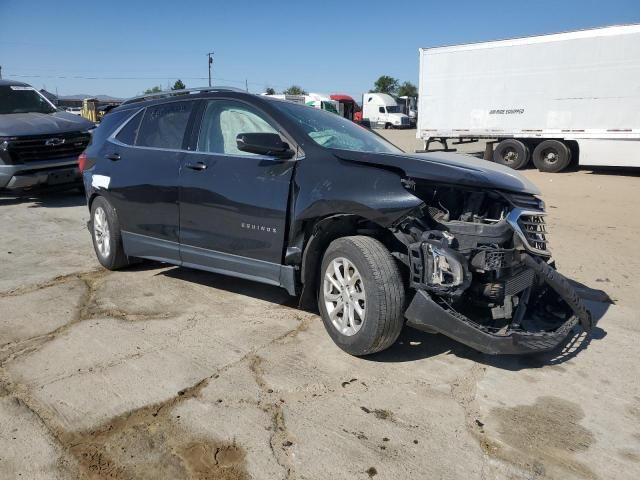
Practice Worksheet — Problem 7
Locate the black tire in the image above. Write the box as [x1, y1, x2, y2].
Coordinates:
[492, 139, 530, 170]
[90, 196, 130, 270]
[532, 140, 571, 173]
[318, 236, 405, 356]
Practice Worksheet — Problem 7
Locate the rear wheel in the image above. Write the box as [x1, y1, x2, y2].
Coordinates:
[532, 140, 571, 173]
[318, 236, 405, 356]
[90, 196, 130, 270]
[493, 139, 530, 170]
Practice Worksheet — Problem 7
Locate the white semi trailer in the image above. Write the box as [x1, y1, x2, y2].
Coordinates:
[417, 24, 640, 172]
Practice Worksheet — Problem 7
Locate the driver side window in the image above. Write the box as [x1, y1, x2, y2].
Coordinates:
[197, 100, 278, 155]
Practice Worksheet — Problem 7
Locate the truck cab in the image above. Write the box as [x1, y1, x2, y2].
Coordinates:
[0, 80, 94, 191]
[362, 93, 410, 129]
[305, 93, 340, 114]
[330, 94, 358, 121]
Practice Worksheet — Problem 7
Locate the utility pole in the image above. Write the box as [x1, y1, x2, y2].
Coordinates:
[0, 66, 3, 80]
[206, 51, 214, 87]
[245, 79, 248, 92]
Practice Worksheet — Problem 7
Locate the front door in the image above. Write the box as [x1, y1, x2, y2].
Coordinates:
[179, 99, 296, 283]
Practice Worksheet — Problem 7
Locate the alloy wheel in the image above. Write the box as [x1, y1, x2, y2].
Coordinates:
[93, 206, 111, 258]
[323, 257, 366, 336]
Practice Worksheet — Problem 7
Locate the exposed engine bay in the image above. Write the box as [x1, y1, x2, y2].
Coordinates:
[395, 180, 592, 354]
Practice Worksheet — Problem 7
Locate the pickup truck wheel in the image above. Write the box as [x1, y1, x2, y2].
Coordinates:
[532, 140, 571, 173]
[90, 196, 129, 270]
[318, 236, 405, 356]
[493, 139, 530, 169]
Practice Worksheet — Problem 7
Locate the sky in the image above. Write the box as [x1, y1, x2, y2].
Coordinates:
[1, 0, 639, 99]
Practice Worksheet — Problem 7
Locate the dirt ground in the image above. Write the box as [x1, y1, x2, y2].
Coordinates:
[1, 130, 639, 479]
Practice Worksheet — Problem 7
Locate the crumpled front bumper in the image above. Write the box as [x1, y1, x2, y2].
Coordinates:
[405, 255, 592, 355]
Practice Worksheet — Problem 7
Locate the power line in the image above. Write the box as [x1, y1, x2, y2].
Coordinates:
[3, 71, 326, 92]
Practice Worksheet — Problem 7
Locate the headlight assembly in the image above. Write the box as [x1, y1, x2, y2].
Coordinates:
[424, 244, 464, 287]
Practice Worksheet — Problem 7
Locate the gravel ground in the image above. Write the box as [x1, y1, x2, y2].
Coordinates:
[0, 132, 639, 479]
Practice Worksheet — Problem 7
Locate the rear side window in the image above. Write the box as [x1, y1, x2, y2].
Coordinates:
[136, 101, 194, 150]
[90, 109, 134, 147]
[115, 110, 143, 145]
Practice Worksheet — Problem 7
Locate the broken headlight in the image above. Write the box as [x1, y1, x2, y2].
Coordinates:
[424, 244, 464, 287]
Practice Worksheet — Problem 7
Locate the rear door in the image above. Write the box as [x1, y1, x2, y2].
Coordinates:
[178, 98, 296, 284]
[105, 100, 195, 262]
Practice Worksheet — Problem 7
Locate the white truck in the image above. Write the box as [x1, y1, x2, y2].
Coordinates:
[417, 24, 640, 172]
[362, 93, 411, 129]
[263, 93, 339, 114]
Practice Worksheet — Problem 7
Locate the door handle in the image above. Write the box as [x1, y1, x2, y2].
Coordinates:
[105, 153, 121, 161]
[185, 162, 207, 171]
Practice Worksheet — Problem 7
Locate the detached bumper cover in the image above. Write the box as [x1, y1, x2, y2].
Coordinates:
[405, 255, 592, 355]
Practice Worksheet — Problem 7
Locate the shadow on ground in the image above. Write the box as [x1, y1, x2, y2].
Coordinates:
[142, 262, 611, 371]
[159, 266, 297, 307]
[369, 282, 611, 370]
[0, 187, 85, 208]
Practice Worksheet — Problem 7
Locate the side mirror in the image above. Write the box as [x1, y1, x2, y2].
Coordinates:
[236, 133, 295, 159]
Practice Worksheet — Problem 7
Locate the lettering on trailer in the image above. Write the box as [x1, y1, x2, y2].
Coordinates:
[489, 109, 525, 115]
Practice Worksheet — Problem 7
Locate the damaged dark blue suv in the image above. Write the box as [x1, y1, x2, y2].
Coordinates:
[81, 87, 591, 356]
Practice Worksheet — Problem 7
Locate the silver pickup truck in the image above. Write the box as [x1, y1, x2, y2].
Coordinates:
[0, 80, 94, 191]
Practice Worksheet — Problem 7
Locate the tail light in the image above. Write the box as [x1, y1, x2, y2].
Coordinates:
[78, 152, 88, 172]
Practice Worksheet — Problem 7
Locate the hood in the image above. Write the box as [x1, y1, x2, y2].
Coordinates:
[388, 113, 408, 121]
[0, 111, 94, 137]
[333, 149, 541, 195]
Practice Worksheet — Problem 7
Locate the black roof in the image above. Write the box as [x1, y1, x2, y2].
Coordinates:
[0, 79, 31, 87]
[112, 88, 276, 115]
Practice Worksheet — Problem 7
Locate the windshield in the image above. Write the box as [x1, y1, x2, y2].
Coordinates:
[385, 105, 400, 114]
[271, 100, 402, 154]
[0, 86, 56, 114]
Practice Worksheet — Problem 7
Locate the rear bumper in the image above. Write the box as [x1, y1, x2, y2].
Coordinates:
[0, 157, 81, 190]
[405, 256, 592, 355]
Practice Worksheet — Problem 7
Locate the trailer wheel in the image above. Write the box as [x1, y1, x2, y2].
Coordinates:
[492, 139, 530, 170]
[532, 140, 571, 173]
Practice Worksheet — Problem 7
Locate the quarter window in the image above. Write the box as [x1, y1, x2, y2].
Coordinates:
[115, 110, 143, 145]
[197, 100, 278, 155]
[136, 101, 194, 149]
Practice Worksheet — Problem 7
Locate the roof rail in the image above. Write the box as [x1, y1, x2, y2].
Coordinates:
[121, 86, 247, 105]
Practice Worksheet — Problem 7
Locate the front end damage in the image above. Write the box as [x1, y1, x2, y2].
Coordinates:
[395, 182, 592, 354]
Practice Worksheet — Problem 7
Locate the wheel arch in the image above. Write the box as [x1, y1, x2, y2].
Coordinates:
[297, 214, 405, 309]
[87, 191, 101, 212]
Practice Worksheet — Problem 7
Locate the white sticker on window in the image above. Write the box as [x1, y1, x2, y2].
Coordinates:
[92, 175, 111, 189]
[10, 86, 35, 91]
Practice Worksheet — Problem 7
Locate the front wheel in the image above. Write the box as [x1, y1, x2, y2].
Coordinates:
[318, 236, 405, 356]
[90, 196, 130, 270]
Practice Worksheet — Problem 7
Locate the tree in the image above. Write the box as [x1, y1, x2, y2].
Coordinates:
[143, 85, 162, 94]
[172, 79, 186, 90]
[397, 81, 417, 98]
[283, 85, 307, 95]
[371, 75, 399, 95]
[265, 87, 276, 95]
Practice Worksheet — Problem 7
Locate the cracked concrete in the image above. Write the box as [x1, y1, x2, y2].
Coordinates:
[1, 154, 640, 480]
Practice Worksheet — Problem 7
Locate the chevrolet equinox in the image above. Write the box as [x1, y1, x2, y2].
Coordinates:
[81, 87, 591, 356]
